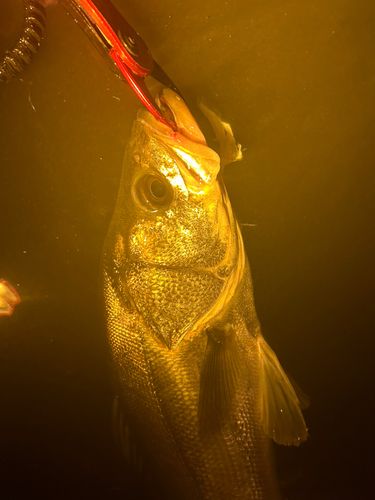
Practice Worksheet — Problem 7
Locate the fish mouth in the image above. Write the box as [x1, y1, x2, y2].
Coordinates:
[155, 89, 207, 145]
[137, 87, 208, 145]
[136, 108, 221, 188]
[137, 107, 174, 137]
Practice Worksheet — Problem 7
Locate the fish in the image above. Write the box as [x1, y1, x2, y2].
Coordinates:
[101, 88, 307, 499]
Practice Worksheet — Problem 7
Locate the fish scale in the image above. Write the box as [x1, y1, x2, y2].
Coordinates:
[104, 273, 199, 498]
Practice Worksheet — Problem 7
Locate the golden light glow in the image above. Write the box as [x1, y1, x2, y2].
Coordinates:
[172, 148, 212, 184]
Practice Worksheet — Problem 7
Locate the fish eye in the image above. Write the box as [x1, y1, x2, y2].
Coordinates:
[150, 179, 166, 199]
[132, 171, 173, 212]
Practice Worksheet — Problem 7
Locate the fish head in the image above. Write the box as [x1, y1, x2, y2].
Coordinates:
[126, 90, 225, 263]
[105, 89, 244, 348]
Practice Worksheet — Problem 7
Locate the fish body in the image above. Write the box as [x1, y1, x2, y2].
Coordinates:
[101, 89, 307, 499]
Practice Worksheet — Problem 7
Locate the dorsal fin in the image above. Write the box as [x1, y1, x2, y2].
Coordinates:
[198, 325, 245, 434]
[258, 339, 308, 446]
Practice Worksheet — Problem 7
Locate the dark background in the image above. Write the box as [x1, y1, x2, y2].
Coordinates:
[0, 0, 374, 498]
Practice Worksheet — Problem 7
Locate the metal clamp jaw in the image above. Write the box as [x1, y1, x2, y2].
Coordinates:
[60, 0, 183, 129]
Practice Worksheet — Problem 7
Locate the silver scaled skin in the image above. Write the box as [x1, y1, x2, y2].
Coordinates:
[101, 89, 307, 499]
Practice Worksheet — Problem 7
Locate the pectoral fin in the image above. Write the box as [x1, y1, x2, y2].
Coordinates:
[258, 339, 308, 446]
[198, 325, 245, 434]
